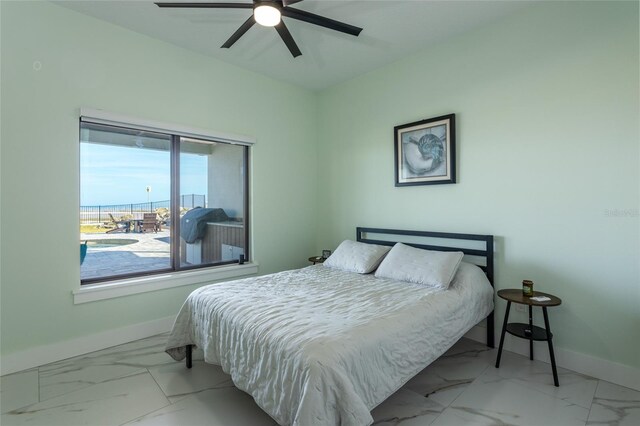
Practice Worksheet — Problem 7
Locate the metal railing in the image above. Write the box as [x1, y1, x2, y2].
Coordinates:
[80, 194, 205, 223]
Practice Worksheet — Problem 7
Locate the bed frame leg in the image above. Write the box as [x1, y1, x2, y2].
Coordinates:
[487, 312, 495, 348]
[185, 344, 193, 369]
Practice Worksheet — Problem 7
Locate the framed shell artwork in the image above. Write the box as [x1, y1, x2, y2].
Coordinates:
[394, 114, 456, 186]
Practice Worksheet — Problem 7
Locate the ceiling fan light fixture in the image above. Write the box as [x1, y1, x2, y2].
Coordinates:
[155, 1, 363, 58]
[254, 4, 281, 27]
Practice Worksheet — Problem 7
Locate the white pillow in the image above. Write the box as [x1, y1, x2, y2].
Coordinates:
[374, 243, 464, 289]
[323, 240, 391, 274]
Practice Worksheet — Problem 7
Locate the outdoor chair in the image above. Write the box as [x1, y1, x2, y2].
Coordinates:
[106, 213, 130, 233]
[141, 213, 160, 233]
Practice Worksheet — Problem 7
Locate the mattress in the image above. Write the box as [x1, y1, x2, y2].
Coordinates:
[165, 262, 494, 426]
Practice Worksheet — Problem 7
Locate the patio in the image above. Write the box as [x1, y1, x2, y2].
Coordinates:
[80, 230, 171, 281]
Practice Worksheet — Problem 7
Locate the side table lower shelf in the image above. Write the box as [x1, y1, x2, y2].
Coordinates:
[506, 323, 552, 341]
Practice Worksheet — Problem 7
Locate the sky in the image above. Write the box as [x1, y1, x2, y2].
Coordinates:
[80, 143, 207, 206]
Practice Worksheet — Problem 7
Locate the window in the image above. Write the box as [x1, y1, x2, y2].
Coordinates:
[80, 120, 249, 284]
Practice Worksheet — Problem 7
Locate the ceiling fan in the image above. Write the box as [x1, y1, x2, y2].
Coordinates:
[155, 1, 363, 58]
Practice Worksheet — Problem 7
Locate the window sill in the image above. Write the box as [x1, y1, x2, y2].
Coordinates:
[73, 262, 259, 304]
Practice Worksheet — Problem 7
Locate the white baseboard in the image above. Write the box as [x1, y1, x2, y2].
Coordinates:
[0, 315, 176, 376]
[464, 325, 640, 391]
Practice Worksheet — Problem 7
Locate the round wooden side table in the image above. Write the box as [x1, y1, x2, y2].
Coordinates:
[495, 289, 562, 386]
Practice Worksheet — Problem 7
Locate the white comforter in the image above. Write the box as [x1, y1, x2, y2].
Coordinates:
[165, 262, 493, 426]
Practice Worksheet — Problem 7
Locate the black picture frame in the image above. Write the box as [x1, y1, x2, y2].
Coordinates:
[394, 114, 456, 187]
[322, 250, 332, 259]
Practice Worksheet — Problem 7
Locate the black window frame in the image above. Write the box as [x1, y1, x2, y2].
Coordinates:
[80, 120, 250, 285]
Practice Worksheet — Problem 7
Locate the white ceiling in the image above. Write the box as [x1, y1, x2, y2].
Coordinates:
[55, 0, 530, 90]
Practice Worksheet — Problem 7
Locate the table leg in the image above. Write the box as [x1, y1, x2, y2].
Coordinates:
[542, 307, 559, 387]
[529, 305, 534, 361]
[495, 301, 511, 368]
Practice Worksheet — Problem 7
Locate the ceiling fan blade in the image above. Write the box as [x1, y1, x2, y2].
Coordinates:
[281, 7, 362, 37]
[155, 2, 253, 9]
[282, 0, 303, 6]
[275, 21, 302, 58]
[221, 15, 256, 48]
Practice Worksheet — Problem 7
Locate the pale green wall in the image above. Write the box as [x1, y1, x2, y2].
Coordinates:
[0, 1, 317, 356]
[317, 1, 639, 368]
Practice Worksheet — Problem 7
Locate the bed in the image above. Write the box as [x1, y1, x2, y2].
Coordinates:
[165, 227, 495, 426]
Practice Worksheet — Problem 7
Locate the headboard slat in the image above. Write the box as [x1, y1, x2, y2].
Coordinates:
[357, 238, 488, 258]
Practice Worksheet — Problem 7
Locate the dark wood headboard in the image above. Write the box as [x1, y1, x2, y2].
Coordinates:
[356, 227, 495, 347]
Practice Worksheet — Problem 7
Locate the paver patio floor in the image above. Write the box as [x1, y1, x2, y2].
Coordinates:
[80, 230, 171, 281]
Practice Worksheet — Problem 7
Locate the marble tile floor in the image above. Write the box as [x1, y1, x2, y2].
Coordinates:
[1, 335, 638, 426]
